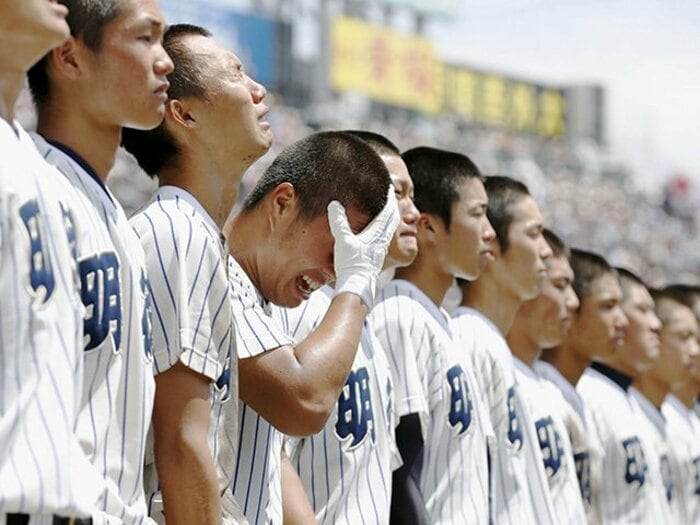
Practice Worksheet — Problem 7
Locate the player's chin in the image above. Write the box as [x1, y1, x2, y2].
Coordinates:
[124, 106, 166, 131]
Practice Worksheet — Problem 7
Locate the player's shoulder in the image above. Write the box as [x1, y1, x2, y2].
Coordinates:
[132, 187, 217, 242]
[374, 279, 428, 320]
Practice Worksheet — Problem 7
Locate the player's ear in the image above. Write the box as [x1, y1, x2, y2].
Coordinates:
[50, 37, 82, 80]
[268, 183, 297, 231]
[167, 99, 196, 128]
[417, 212, 443, 247]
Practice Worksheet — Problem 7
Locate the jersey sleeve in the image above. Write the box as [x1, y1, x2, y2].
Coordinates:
[130, 208, 229, 381]
[372, 294, 430, 435]
[228, 255, 293, 358]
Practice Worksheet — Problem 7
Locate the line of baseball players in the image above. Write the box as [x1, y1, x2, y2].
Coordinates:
[2, 2, 700, 525]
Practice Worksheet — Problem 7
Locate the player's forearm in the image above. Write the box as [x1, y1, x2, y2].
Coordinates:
[281, 452, 316, 525]
[239, 293, 367, 435]
[155, 435, 221, 525]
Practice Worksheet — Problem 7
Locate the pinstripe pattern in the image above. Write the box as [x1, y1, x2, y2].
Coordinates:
[130, 186, 241, 522]
[663, 395, 700, 524]
[578, 367, 658, 523]
[31, 135, 154, 524]
[271, 286, 399, 524]
[451, 306, 557, 525]
[513, 358, 587, 524]
[630, 388, 679, 522]
[534, 360, 605, 523]
[224, 255, 293, 525]
[372, 281, 490, 525]
[0, 121, 99, 521]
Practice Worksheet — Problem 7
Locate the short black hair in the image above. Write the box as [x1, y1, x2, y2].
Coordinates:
[343, 130, 400, 158]
[543, 228, 569, 259]
[614, 267, 648, 300]
[659, 284, 700, 313]
[27, 0, 121, 107]
[483, 176, 531, 253]
[121, 24, 212, 177]
[401, 147, 481, 230]
[242, 131, 390, 222]
[569, 248, 615, 301]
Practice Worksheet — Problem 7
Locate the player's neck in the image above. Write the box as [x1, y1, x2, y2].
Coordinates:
[461, 277, 521, 335]
[394, 252, 453, 306]
[633, 373, 669, 409]
[672, 382, 698, 409]
[159, 157, 242, 229]
[36, 102, 119, 181]
[0, 69, 23, 122]
[506, 323, 540, 366]
[543, 343, 588, 386]
[223, 211, 261, 291]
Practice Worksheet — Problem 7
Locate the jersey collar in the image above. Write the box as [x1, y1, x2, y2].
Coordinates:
[46, 139, 114, 205]
[154, 185, 220, 233]
[591, 361, 633, 392]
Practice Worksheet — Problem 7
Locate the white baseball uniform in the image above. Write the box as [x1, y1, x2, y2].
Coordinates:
[451, 306, 557, 525]
[225, 255, 293, 525]
[513, 358, 587, 524]
[33, 135, 154, 524]
[577, 365, 662, 524]
[373, 281, 491, 525]
[130, 186, 243, 523]
[629, 388, 681, 523]
[0, 121, 99, 523]
[535, 360, 604, 524]
[662, 394, 700, 523]
[271, 285, 399, 524]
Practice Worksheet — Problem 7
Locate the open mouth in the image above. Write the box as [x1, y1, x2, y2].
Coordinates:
[296, 274, 322, 298]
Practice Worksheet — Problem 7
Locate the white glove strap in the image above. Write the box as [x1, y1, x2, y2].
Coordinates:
[334, 272, 376, 310]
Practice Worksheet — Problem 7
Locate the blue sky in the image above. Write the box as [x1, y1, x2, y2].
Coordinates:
[426, 0, 700, 190]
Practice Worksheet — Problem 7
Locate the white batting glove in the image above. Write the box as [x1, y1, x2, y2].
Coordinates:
[328, 188, 400, 309]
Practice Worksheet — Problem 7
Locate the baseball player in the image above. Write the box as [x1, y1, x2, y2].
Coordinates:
[507, 229, 587, 524]
[25, 0, 174, 522]
[373, 147, 495, 524]
[633, 286, 700, 523]
[455, 176, 557, 525]
[569, 255, 664, 523]
[0, 2, 100, 524]
[661, 285, 700, 523]
[122, 23, 271, 524]
[271, 131, 414, 524]
[222, 131, 398, 524]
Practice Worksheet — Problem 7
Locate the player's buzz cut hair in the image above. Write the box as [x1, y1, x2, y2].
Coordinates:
[27, 0, 122, 107]
[243, 131, 391, 223]
[543, 228, 569, 259]
[657, 283, 700, 315]
[401, 147, 481, 230]
[483, 176, 531, 253]
[614, 267, 649, 300]
[343, 130, 401, 158]
[121, 23, 213, 177]
[569, 248, 615, 302]
[651, 286, 694, 324]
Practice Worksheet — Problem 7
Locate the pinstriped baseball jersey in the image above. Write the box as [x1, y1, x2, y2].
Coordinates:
[577, 367, 659, 524]
[225, 255, 294, 525]
[0, 120, 100, 521]
[130, 186, 241, 522]
[513, 358, 587, 524]
[534, 360, 605, 524]
[451, 306, 557, 525]
[373, 280, 491, 525]
[662, 394, 700, 523]
[271, 286, 399, 524]
[32, 135, 155, 524]
[629, 388, 679, 522]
